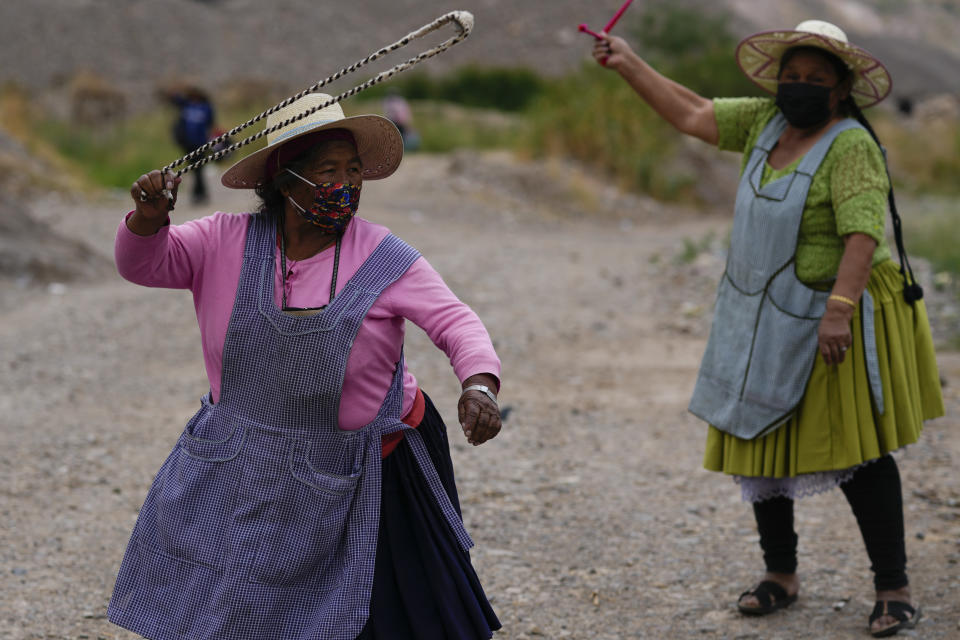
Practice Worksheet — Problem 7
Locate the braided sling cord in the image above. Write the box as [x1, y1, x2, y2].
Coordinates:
[163, 10, 473, 178]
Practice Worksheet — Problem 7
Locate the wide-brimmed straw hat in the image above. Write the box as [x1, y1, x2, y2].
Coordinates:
[222, 92, 403, 189]
[735, 20, 892, 108]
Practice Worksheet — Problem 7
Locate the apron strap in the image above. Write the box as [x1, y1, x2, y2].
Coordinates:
[755, 113, 787, 152]
[369, 348, 474, 553]
[795, 118, 864, 177]
[379, 419, 475, 553]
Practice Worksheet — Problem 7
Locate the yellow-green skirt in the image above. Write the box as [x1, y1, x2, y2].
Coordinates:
[703, 260, 944, 478]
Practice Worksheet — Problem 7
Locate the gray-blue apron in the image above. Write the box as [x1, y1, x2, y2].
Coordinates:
[688, 114, 884, 440]
[108, 213, 474, 640]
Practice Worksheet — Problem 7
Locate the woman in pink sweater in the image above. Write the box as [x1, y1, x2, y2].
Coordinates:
[108, 93, 502, 640]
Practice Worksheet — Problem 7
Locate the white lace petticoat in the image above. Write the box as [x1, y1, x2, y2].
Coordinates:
[735, 457, 884, 503]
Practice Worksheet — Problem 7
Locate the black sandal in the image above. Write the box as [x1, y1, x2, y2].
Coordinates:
[736, 580, 798, 616]
[869, 600, 920, 637]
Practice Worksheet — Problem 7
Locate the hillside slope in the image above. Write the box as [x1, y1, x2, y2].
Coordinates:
[2, 0, 959, 113]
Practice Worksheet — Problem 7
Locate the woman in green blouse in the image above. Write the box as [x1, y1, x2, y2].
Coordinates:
[594, 20, 942, 638]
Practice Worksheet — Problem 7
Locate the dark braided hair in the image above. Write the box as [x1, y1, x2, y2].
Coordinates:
[845, 97, 924, 302]
[779, 45, 923, 303]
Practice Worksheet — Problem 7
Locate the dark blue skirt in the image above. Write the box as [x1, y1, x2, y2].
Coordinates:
[358, 392, 500, 640]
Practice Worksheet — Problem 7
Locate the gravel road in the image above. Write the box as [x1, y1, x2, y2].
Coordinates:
[1, 152, 958, 639]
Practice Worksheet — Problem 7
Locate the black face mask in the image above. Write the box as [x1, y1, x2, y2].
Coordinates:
[775, 82, 835, 129]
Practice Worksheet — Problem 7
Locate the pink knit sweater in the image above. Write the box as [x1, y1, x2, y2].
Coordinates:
[115, 212, 501, 430]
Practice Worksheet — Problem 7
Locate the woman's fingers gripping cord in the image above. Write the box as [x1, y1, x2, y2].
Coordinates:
[592, 36, 612, 63]
[593, 34, 630, 69]
[130, 173, 155, 202]
[131, 170, 180, 214]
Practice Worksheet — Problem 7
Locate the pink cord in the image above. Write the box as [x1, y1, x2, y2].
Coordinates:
[602, 0, 634, 33]
[578, 0, 634, 40]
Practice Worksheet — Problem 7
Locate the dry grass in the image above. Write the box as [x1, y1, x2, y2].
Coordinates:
[875, 111, 960, 195]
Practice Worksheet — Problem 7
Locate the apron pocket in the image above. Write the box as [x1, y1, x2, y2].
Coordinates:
[141, 416, 244, 570]
[248, 442, 362, 590]
[742, 300, 820, 413]
[696, 274, 760, 390]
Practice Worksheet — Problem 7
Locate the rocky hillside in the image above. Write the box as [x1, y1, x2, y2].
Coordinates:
[2, 0, 959, 116]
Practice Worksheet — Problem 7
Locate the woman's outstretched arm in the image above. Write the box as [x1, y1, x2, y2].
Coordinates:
[594, 34, 719, 145]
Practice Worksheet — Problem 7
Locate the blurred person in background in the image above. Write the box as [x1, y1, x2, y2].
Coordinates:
[384, 87, 420, 151]
[164, 85, 215, 204]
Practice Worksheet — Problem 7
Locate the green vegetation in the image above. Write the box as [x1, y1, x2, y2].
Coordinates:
[33, 112, 183, 190]
[521, 65, 694, 201]
[675, 231, 718, 265]
[7, 1, 959, 284]
[874, 113, 960, 196]
[521, 3, 763, 202]
[400, 102, 522, 152]
[897, 196, 960, 276]
[18, 84, 524, 190]
[358, 65, 545, 112]
[629, 4, 763, 99]
[25, 101, 268, 191]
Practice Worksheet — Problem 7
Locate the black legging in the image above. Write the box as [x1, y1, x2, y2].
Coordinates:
[752, 455, 907, 591]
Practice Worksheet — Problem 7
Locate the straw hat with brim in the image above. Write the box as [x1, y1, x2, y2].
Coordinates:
[735, 20, 892, 108]
[222, 92, 403, 189]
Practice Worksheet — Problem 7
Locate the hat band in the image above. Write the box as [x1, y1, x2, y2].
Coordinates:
[271, 118, 342, 146]
[264, 129, 357, 183]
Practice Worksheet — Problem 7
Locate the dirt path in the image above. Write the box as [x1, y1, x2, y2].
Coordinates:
[1, 152, 958, 639]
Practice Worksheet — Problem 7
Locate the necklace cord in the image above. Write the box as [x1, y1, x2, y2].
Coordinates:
[278, 215, 343, 312]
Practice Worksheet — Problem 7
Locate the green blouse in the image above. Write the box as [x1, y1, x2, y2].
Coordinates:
[713, 97, 891, 284]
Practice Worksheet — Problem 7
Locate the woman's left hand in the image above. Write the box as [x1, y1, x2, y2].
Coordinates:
[458, 374, 502, 446]
[818, 301, 854, 365]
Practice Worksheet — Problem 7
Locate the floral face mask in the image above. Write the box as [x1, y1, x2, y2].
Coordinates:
[285, 169, 361, 234]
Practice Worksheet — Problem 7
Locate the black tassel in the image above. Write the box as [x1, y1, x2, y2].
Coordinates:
[904, 281, 924, 303]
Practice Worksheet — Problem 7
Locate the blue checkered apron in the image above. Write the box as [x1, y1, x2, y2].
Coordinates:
[108, 213, 474, 640]
[688, 114, 884, 439]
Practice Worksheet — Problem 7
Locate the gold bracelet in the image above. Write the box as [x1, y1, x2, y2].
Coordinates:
[828, 294, 857, 308]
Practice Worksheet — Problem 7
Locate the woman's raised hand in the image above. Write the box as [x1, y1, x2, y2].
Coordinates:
[592, 34, 632, 71]
[128, 170, 181, 235]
